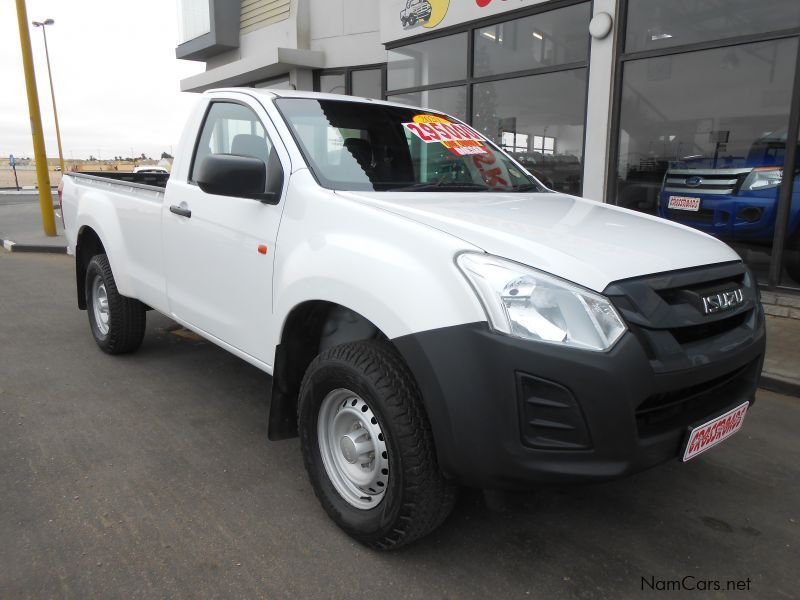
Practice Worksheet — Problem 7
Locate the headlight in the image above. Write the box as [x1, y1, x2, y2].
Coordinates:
[457, 253, 627, 351]
[741, 167, 782, 191]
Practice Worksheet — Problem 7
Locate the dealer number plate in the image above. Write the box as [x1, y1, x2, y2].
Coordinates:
[683, 402, 749, 462]
[668, 196, 701, 211]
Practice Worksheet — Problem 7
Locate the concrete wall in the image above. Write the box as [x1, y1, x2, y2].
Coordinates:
[310, 0, 385, 67]
[207, 0, 301, 70]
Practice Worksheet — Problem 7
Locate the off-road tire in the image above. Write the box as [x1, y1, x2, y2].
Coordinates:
[85, 253, 146, 354]
[298, 340, 456, 550]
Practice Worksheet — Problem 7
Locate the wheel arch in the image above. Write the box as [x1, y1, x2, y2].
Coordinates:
[268, 300, 387, 440]
[75, 225, 106, 309]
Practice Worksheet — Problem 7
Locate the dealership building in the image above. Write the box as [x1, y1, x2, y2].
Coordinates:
[176, 0, 800, 296]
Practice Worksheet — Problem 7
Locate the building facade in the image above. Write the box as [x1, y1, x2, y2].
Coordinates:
[176, 0, 800, 293]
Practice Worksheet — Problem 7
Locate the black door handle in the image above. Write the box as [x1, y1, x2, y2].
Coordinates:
[169, 205, 191, 218]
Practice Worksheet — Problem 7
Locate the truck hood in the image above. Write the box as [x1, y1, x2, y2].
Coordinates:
[335, 190, 740, 292]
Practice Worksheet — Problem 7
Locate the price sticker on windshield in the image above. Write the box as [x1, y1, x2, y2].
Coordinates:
[403, 114, 488, 156]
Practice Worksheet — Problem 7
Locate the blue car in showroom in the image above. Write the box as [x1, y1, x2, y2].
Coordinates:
[658, 130, 799, 280]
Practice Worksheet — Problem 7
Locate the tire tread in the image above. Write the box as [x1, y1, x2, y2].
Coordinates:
[298, 340, 456, 549]
[86, 254, 146, 354]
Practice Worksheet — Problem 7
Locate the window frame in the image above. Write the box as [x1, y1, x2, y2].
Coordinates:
[313, 64, 387, 99]
[605, 0, 800, 290]
[188, 99, 274, 185]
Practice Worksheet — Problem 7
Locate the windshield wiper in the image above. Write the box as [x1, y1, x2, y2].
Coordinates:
[511, 183, 548, 192]
[388, 181, 491, 192]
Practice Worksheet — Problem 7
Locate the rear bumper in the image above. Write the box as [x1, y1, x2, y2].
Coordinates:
[392, 310, 765, 489]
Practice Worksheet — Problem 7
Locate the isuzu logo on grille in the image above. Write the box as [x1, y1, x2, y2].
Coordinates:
[702, 289, 744, 314]
[685, 176, 703, 186]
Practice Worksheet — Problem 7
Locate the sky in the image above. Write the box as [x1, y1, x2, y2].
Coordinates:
[0, 0, 205, 160]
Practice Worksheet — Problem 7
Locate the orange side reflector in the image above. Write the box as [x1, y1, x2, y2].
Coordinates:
[257, 244, 268, 254]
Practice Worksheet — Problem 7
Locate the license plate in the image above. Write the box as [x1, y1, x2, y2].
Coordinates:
[682, 402, 749, 462]
[668, 196, 701, 211]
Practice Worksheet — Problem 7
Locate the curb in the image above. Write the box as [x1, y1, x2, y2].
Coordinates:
[759, 373, 800, 398]
[1, 238, 67, 254]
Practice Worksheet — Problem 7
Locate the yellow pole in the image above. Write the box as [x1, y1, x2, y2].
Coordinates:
[15, 0, 56, 236]
[41, 25, 65, 174]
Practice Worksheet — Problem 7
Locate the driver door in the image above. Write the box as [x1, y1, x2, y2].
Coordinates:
[162, 97, 287, 366]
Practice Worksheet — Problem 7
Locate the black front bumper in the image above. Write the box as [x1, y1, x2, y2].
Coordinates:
[392, 263, 766, 489]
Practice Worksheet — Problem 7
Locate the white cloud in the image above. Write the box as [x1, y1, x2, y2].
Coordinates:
[0, 0, 205, 159]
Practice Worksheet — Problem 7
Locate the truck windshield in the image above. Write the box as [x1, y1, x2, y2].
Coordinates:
[275, 98, 545, 193]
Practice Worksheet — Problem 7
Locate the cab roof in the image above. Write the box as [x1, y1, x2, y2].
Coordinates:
[204, 87, 431, 114]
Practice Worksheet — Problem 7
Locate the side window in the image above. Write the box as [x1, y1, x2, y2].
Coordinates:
[190, 101, 273, 182]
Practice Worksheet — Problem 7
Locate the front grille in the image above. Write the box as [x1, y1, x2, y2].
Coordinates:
[655, 273, 745, 305]
[635, 360, 757, 438]
[664, 168, 750, 196]
[669, 312, 749, 345]
[604, 263, 759, 373]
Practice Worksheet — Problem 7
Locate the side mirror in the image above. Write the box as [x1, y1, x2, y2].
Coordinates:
[196, 154, 280, 203]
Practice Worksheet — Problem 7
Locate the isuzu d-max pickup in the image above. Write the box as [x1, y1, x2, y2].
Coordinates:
[61, 89, 766, 549]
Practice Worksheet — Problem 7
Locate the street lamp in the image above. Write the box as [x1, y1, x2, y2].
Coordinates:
[32, 18, 65, 173]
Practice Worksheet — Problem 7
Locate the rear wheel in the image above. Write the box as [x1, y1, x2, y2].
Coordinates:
[85, 254, 146, 354]
[298, 340, 455, 549]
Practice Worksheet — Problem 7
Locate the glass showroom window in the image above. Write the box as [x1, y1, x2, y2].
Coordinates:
[177, 0, 211, 44]
[533, 136, 555, 156]
[626, 0, 800, 53]
[387, 86, 467, 122]
[473, 69, 587, 195]
[386, 2, 591, 194]
[351, 69, 383, 100]
[613, 0, 800, 288]
[318, 72, 346, 95]
[315, 67, 385, 100]
[387, 33, 468, 91]
[473, 1, 590, 77]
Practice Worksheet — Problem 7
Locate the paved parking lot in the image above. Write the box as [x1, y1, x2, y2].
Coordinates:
[1, 252, 798, 599]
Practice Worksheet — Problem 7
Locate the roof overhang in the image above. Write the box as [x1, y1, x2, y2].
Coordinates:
[175, 0, 240, 61]
[179, 47, 325, 92]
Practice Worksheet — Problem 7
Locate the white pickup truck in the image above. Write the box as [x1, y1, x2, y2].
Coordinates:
[61, 89, 766, 549]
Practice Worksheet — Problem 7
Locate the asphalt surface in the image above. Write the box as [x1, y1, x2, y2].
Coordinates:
[0, 191, 53, 206]
[1, 252, 798, 599]
[0, 192, 65, 251]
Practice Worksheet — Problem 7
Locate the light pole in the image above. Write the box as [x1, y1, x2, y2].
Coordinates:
[32, 18, 65, 174]
[15, 0, 55, 236]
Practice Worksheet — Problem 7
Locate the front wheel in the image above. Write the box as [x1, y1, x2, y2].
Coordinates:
[298, 340, 455, 549]
[85, 254, 146, 354]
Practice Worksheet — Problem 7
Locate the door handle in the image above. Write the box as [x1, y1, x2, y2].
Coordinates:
[169, 205, 192, 218]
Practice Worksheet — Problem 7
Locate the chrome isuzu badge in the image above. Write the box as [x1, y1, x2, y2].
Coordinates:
[702, 289, 744, 314]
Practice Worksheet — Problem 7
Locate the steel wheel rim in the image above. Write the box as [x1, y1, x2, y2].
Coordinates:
[317, 388, 389, 510]
[91, 274, 110, 336]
